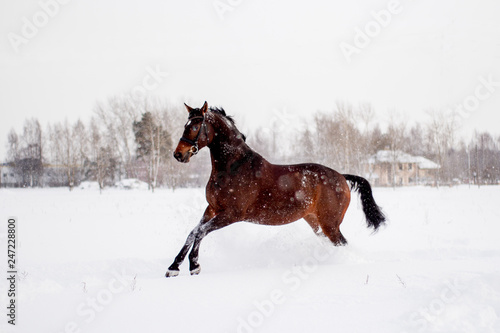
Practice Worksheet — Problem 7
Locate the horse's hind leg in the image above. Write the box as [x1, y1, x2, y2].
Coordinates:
[304, 214, 325, 237]
[304, 213, 346, 245]
[320, 218, 348, 246]
[316, 191, 350, 246]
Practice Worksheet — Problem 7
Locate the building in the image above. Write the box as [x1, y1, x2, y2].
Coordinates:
[0, 163, 22, 187]
[364, 150, 440, 186]
[0, 162, 70, 188]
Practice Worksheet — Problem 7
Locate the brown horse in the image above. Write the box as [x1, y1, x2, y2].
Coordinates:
[166, 102, 385, 277]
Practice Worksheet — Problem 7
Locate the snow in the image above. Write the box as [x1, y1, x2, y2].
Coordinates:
[0, 185, 499, 333]
[79, 182, 101, 191]
[115, 178, 150, 190]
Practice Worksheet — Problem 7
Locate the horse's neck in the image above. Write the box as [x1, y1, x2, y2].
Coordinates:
[208, 118, 253, 171]
[209, 140, 252, 170]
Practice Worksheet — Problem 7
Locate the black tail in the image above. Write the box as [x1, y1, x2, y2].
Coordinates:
[343, 174, 386, 231]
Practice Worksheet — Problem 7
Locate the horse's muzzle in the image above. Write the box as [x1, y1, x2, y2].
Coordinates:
[174, 151, 191, 163]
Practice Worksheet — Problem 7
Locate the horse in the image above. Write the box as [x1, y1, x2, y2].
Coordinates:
[166, 101, 385, 277]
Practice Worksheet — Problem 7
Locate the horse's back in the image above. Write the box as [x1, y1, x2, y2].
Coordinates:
[271, 162, 348, 190]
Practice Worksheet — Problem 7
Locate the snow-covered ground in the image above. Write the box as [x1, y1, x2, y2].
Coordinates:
[1, 185, 499, 333]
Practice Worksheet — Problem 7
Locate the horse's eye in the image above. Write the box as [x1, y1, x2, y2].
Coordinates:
[192, 126, 199, 131]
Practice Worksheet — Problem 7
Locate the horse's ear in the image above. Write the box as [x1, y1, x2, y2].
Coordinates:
[200, 101, 208, 115]
[184, 103, 194, 113]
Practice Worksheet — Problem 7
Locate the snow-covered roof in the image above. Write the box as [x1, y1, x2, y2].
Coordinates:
[413, 156, 440, 169]
[367, 150, 440, 169]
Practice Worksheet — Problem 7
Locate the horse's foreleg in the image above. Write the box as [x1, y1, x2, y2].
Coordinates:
[165, 228, 198, 277]
[166, 206, 215, 278]
[188, 213, 236, 275]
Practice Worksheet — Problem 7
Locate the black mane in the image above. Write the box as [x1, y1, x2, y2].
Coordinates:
[210, 107, 235, 124]
[209, 107, 245, 142]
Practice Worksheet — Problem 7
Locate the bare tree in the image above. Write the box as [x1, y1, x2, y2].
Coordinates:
[386, 111, 407, 187]
[73, 119, 90, 182]
[404, 123, 426, 157]
[20, 118, 43, 161]
[310, 102, 362, 174]
[314, 112, 336, 168]
[357, 103, 376, 174]
[52, 120, 80, 190]
[296, 128, 316, 162]
[335, 101, 354, 172]
[425, 109, 458, 185]
[8, 118, 45, 187]
[94, 96, 139, 179]
[88, 117, 118, 192]
[89, 118, 104, 191]
[6, 128, 20, 162]
[471, 131, 499, 185]
[358, 102, 375, 133]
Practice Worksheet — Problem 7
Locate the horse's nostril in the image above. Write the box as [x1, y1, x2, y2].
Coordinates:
[174, 152, 182, 160]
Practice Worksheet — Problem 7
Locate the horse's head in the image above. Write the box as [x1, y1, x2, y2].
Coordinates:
[174, 101, 211, 163]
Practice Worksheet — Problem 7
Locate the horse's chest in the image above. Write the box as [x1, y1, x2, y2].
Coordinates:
[206, 176, 255, 211]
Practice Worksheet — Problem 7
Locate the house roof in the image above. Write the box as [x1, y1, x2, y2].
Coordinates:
[413, 156, 441, 169]
[368, 150, 440, 169]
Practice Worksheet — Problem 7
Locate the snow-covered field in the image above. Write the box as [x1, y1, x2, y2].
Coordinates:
[1, 185, 499, 333]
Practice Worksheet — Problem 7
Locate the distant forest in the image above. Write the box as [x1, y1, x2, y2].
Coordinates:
[3, 97, 500, 190]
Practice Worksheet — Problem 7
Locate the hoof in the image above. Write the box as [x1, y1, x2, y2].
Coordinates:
[165, 269, 180, 278]
[190, 266, 201, 276]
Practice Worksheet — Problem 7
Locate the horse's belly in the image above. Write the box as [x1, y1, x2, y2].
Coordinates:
[244, 191, 314, 225]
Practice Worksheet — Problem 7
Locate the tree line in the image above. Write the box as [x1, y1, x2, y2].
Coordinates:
[248, 102, 499, 186]
[3, 96, 208, 191]
[3, 98, 500, 190]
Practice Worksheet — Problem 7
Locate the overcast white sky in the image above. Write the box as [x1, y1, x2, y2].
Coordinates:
[1, 0, 500, 160]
